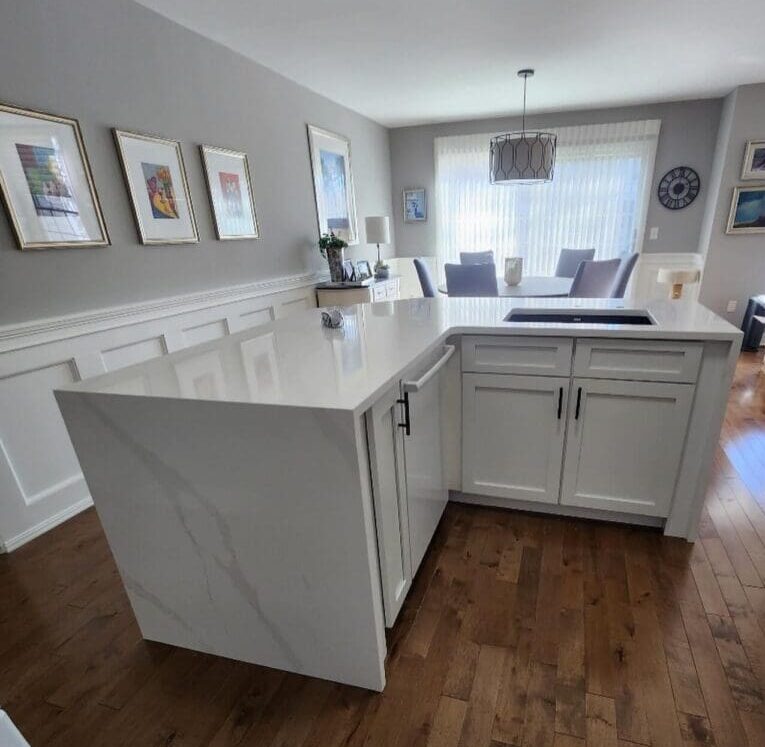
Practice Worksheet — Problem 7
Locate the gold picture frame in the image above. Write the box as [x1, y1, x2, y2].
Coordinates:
[0, 101, 109, 250]
[199, 145, 260, 240]
[113, 128, 199, 245]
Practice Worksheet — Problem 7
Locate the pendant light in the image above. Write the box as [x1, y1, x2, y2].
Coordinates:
[489, 69, 556, 184]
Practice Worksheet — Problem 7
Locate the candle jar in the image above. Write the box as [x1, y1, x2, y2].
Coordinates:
[504, 257, 523, 286]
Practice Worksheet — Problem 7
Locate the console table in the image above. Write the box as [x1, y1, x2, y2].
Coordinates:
[316, 276, 400, 307]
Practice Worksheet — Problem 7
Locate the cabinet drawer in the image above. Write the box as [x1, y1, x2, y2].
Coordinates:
[573, 339, 702, 383]
[462, 336, 573, 376]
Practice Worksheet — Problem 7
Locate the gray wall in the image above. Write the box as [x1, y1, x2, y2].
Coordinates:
[699, 83, 765, 325]
[0, 0, 394, 326]
[390, 99, 722, 258]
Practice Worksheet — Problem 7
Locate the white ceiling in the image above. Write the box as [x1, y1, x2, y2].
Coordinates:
[136, 0, 765, 127]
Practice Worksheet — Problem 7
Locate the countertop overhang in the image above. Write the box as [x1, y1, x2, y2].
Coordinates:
[56, 296, 743, 414]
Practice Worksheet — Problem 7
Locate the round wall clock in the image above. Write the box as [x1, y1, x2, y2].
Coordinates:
[657, 167, 700, 210]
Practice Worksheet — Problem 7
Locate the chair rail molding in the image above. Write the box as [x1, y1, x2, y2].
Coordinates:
[0, 271, 324, 553]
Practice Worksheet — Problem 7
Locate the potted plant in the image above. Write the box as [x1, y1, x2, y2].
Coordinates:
[319, 232, 348, 283]
[374, 258, 390, 279]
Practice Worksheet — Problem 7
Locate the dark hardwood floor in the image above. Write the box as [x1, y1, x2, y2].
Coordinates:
[2, 353, 765, 746]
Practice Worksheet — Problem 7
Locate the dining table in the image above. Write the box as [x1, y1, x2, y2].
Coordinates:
[437, 275, 573, 298]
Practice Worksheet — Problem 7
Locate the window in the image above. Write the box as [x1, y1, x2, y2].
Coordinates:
[434, 120, 661, 276]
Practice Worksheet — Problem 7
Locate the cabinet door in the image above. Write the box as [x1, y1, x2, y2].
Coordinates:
[402, 348, 451, 576]
[462, 373, 568, 504]
[561, 378, 694, 516]
[365, 385, 412, 627]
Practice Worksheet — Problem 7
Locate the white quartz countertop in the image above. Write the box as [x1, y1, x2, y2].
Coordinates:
[58, 296, 742, 414]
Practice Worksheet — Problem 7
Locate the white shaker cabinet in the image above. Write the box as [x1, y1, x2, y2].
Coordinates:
[462, 373, 568, 504]
[365, 385, 412, 627]
[365, 345, 453, 626]
[560, 378, 694, 516]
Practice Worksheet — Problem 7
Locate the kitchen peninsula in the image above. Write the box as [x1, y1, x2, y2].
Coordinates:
[55, 297, 742, 691]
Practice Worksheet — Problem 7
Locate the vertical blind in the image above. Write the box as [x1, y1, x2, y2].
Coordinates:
[434, 119, 661, 276]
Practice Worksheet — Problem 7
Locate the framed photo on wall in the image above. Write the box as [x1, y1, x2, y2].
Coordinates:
[726, 186, 765, 234]
[307, 124, 358, 244]
[741, 140, 765, 180]
[113, 128, 198, 245]
[200, 145, 259, 240]
[403, 187, 427, 222]
[0, 102, 109, 250]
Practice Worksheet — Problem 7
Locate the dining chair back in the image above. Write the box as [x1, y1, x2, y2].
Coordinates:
[555, 248, 596, 278]
[610, 252, 639, 298]
[568, 259, 621, 298]
[459, 251, 495, 265]
[445, 263, 499, 297]
[413, 258, 436, 297]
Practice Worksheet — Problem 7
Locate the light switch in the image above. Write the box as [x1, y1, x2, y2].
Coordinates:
[649, 227, 659, 240]
[726, 300, 737, 313]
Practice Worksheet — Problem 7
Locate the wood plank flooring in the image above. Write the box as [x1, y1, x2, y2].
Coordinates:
[2, 352, 765, 746]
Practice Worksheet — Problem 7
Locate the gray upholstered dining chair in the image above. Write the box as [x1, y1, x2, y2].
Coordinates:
[555, 248, 596, 278]
[568, 258, 621, 298]
[444, 263, 499, 297]
[459, 250, 495, 265]
[413, 258, 436, 297]
[610, 252, 639, 298]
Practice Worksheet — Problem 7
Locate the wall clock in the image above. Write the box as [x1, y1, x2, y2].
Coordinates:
[657, 166, 700, 210]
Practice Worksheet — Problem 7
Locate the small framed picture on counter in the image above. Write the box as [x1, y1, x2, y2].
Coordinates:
[356, 260, 372, 280]
[403, 187, 427, 222]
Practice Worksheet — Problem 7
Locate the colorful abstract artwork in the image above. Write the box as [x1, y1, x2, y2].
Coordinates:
[319, 150, 350, 233]
[141, 162, 178, 219]
[218, 171, 244, 219]
[15, 143, 78, 217]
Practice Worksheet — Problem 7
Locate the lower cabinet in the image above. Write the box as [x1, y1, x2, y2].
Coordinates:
[560, 378, 694, 516]
[462, 371, 695, 517]
[462, 373, 568, 504]
[366, 346, 451, 627]
[366, 385, 412, 627]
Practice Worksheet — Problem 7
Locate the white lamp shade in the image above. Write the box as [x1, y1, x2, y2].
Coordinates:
[657, 268, 701, 285]
[365, 216, 390, 245]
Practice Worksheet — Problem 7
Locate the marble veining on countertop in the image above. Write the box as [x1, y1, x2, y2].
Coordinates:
[57, 296, 742, 413]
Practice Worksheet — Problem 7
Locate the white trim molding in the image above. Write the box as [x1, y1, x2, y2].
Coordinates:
[0, 272, 322, 553]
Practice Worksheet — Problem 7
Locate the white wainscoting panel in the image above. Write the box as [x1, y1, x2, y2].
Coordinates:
[0, 272, 322, 552]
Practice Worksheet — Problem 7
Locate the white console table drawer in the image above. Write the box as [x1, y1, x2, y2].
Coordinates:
[573, 338, 703, 383]
[462, 336, 573, 376]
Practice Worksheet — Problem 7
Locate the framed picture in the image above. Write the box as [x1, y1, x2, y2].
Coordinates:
[403, 187, 427, 222]
[356, 260, 372, 280]
[307, 124, 358, 244]
[0, 102, 109, 250]
[342, 258, 356, 281]
[113, 129, 198, 245]
[726, 186, 765, 234]
[741, 140, 765, 180]
[200, 145, 259, 240]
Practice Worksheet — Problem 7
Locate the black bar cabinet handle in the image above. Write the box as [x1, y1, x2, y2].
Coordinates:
[397, 393, 411, 436]
[574, 387, 582, 420]
[557, 387, 563, 420]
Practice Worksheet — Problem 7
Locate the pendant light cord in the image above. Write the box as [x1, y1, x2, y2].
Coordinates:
[522, 74, 527, 134]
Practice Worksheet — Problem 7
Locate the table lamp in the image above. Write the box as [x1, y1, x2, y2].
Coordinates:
[365, 216, 391, 278]
[657, 268, 701, 300]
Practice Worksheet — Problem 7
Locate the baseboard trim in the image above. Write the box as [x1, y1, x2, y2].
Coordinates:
[449, 490, 665, 530]
[0, 497, 93, 554]
[0, 270, 328, 354]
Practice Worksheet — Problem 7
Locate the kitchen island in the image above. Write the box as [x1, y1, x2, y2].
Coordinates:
[55, 296, 742, 691]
